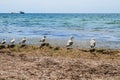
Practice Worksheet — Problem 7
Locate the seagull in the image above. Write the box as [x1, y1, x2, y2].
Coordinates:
[10, 38, 15, 44]
[1, 39, 6, 44]
[90, 38, 96, 48]
[20, 37, 26, 44]
[40, 36, 46, 43]
[66, 36, 74, 47]
[39, 36, 47, 48]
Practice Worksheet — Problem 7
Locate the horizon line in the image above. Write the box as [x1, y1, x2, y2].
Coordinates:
[0, 12, 120, 14]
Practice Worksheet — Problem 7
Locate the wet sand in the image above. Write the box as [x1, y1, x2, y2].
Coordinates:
[0, 45, 120, 80]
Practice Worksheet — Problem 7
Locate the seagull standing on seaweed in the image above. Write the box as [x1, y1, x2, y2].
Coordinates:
[19, 37, 26, 44]
[66, 36, 74, 47]
[40, 36, 46, 43]
[90, 38, 96, 48]
[1, 39, 6, 45]
[10, 38, 15, 44]
[39, 36, 47, 48]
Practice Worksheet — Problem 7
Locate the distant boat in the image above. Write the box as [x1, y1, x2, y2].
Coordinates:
[19, 11, 25, 14]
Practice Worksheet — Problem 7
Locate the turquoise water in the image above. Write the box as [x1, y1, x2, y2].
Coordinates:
[0, 13, 120, 48]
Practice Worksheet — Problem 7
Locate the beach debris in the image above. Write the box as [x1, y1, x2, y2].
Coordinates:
[7, 44, 15, 48]
[20, 44, 26, 48]
[40, 43, 50, 48]
[40, 43, 46, 48]
[96, 49, 117, 54]
[66, 36, 74, 48]
[54, 46, 60, 50]
[0, 44, 6, 49]
[89, 49, 95, 53]
[79, 49, 89, 52]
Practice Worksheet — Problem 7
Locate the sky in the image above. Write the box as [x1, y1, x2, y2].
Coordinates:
[0, 0, 120, 13]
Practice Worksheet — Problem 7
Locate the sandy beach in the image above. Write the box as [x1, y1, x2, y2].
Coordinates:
[0, 44, 120, 80]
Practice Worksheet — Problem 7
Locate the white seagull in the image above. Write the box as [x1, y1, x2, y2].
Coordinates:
[66, 36, 74, 47]
[1, 39, 6, 44]
[90, 38, 96, 48]
[20, 37, 26, 44]
[10, 38, 15, 44]
[40, 36, 46, 43]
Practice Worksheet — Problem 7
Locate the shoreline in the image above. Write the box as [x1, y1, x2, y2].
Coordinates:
[0, 37, 120, 49]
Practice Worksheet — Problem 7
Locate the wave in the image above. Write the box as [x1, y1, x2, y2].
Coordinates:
[105, 20, 120, 24]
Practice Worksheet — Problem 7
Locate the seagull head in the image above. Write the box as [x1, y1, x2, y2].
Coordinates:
[43, 36, 46, 38]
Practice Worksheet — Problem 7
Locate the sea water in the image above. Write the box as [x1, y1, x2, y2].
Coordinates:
[0, 13, 120, 49]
